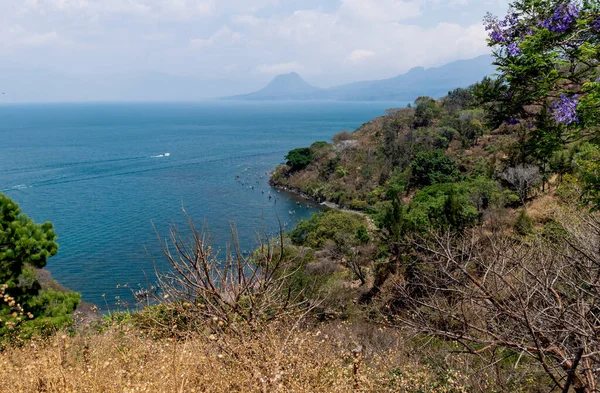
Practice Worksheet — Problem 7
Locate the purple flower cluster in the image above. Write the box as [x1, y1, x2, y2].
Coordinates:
[540, 2, 580, 34]
[507, 42, 522, 56]
[553, 94, 579, 124]
[486, 11, 523, 56]
[486, 12, 519, 42]
[592, 16, 600, 32]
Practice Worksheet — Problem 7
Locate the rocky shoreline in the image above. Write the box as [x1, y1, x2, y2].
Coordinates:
[268, 180, 337, 208]
[268, 179, 375, 228]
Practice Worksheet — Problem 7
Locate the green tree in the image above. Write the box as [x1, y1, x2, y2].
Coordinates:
[476, 0, 600, 207]
[443, 87, 475, 114]
[0, 193, 80, 342]
[409, 150, 460, 188]
[290, 210, 367, 249]
[285, 147, 313, 171]
[355, 226, 370, 245]
[457, 109, 486, 146]
[413, 96, 440, 128]
[0, 193, 58, 306]
[478, 0, 599, 131]
[574, 142, 600, 210]
[406, 183, 480, 231]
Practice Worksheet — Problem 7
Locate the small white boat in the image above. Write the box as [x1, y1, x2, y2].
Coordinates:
[164, 153, 171, 157]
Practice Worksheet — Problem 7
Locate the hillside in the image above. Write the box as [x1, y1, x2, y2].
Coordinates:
[270, 90, 511, 211]
[226, 55, 496, 101]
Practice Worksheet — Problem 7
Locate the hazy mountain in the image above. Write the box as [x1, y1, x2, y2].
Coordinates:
[226, 72, 323, 100]
[225, 55, 496, 102]
[0, 55, 495, 103]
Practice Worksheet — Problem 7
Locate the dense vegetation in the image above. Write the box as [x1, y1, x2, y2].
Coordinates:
[268, 0, 600, 390]
[2, 0, 599, 391]
[0, 193, 80, 345]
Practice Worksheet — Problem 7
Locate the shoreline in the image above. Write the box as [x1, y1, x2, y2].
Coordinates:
[36, 268, 100, 324]
[268, 179, 375, 226]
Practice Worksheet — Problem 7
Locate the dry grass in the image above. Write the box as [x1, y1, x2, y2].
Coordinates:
[0, 319, 473, 393]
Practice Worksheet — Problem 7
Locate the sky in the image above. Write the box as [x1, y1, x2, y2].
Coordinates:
[0, 0, 511, 100]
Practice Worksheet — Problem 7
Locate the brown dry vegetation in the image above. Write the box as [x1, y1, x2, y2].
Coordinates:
[0, 320, 476, 393]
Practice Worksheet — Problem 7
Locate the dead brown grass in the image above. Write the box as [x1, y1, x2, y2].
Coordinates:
[0, 320, 471, 393]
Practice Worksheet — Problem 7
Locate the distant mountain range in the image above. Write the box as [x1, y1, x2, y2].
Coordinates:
[225, 55, 496, 101]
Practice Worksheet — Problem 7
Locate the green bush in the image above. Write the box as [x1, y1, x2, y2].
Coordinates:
[1, 193, 81, 344]
[409, 150, 460, 188]
[407, 183, 479, 232]
[513, 209, 534, 236]
[285, 148, 313, 171]
[413, 96, 441, 128]
[1, 287, 80, 343]
[573, 142, 600, 211]
[290, 210, 367, 249]
[355, 226, 370, 245]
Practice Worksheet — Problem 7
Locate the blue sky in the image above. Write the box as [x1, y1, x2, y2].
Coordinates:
[0, 0, 511, 99]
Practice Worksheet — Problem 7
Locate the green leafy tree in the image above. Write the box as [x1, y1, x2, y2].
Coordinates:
[514, 209, 534, 235]
[290, 210, 367, 249]
[476, 0, 600, 207]
[285, 147, 313, 171]
[409, 150, 461, 188]
[478, 0, 599, 131]
[413, 96, 440, 128]
[0, 193, 80, 342]
[443, 87, 475, 114]
[355, 226, 370, 245]
[406, 183, 480, 232]
[574, 142, 600, 210]
[457, 109, 486, 146]
[0, 193, 58, 306]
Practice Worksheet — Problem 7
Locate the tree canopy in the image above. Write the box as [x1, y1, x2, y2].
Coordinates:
[0, 193, 79, 341]
[0, 193, 58, 303]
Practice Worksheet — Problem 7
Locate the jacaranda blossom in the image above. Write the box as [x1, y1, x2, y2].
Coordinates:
[540, 2, 580, 33]
[486, 12, 520, 43]
[507, 42, 522, 56]
[553, 94, 579, 124]
[592, 16, 600, 32]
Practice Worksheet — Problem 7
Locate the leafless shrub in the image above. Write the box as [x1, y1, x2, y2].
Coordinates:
[332, 130, 353, 143]
[333, 139, 360, 155]
[393, 209, 600, 392]
[501, 164, 541, 204]
[147, 210, 311, 336]
[385, 108, 403, 116]
[320, 235, 374, 286]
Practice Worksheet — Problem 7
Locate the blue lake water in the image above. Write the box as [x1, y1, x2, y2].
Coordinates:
[0, 101, 404, 306]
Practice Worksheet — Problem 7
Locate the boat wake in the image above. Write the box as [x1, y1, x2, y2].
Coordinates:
[1, 184, 30, 192]
[151, 153, 171, 158]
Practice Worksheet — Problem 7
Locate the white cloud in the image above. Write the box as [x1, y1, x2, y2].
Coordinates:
[340, 0, 422, 22]
[20, 31, 59, 46]
[0, 0, 510, 92]
[347, 49, 376, 63]
[0, 25, 60, 52]
[232, 14, 262, 26]
[230, 4, 491, 82]
[257, 62, 303, 74]
[18, 0, 280, 19]
[190, 26, 244, 49]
